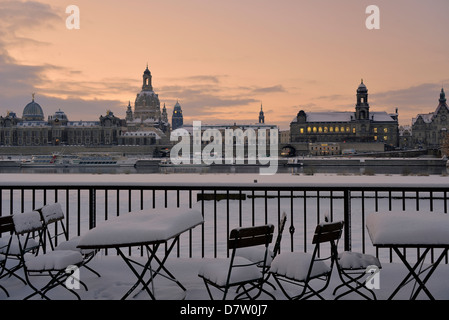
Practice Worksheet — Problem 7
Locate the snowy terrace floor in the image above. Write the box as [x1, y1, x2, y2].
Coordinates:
[2, 255, 449, 301]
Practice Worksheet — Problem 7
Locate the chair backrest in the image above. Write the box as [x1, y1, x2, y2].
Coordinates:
[312, 221, 344, 245]
[0, 215, 15, 236]
[228, 224, 274, 251]
[40, 203, 65, 225]
[11, 211, 44, 256]
[271, 212, 287, 258]
[36, 203, 68, 251]
[0, 216, 15, 260]
[12, 211, 44, 235]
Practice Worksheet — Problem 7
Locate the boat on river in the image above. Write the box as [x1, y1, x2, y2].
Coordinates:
[19, 153, 137, 168]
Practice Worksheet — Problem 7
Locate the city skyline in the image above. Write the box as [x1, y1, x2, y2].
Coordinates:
[0, 0, 448, 130]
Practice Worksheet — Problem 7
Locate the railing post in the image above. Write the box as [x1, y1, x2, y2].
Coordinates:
[344, 189, 351, 251]
[89, 188, 96, 229]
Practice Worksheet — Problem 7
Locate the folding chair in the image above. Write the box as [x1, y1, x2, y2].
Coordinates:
[333, 251, 382, 300]
[198, 224, 275, 300]
[0, 215, 15, 297]
[270, 220, 344, 300]
[38, 203, 100, 277]
[11, 210, 86, 300]
[236, 212, 287, 293]
[0, 212, 43, 287]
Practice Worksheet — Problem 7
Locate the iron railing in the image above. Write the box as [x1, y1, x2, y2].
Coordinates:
[0, 183, 448, 263]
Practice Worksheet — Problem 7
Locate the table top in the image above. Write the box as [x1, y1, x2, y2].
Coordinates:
[77, 207, 203, 249]
[366, 211, 449, 248]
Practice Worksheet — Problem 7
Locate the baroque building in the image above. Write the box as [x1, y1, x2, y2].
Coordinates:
[411, 88, 449, 149]
[0, 66, 171, 147]
[0, 95, 124, 146]
[290, 80, 399, 148]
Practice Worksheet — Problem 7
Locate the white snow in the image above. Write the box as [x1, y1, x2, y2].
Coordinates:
[198, 256, 261, 286]
[1, 172, 449, 188]
[270, 251, 330, 281]
[77, 207, 203, 248]
[11, 211, 42, 234]
[25, 250, 83, 271]
[40, 203, 64, 224]
[367, 211, 449, 245]
[1, 173, 449, 301]
[338, 251, 381, 269]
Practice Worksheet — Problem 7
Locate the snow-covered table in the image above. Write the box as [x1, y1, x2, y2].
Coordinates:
[366, 211, 449, 300]
[78, 207, 203, 300]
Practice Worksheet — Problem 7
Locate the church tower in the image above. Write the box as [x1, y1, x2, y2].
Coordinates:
[133, 65, 161, 121]
[172, 101, 184, 130]
[142, 64, 153, 91]
[162, 103, 168, 123]
[125, 101, 133, 122]
[259, 103, 265, 124]
[355, 79, 370, 120]
[439, 88, 447, 105]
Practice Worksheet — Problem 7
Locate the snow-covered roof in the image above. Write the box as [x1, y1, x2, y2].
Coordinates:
[122, 131, 156, 137]
[291, 111, 396, 123]
[16, 121, 49, 127]
[67, 121, 100, 127]
[412, 103, 449, 125]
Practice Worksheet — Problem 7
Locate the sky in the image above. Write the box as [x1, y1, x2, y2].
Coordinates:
[0, 0, 448, 130]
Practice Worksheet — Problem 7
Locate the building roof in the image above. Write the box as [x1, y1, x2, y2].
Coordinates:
[291, 111, 396, 123]
[412, 89, 449, 125]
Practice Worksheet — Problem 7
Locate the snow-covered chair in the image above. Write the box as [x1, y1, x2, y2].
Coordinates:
[198, 224, 275, 300]
[37, 203, 100, 277]
[333, 251, 382, 300]
[0, 215, 16, 297]
[269, 220, 344, 300]
[235, 212, 287, 294]
[11, 210, 86, 300]
[0, 212, 43, 288]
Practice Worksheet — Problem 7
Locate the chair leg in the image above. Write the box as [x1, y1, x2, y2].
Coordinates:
[0, 284, 9, 298]
[334, 272, 377, 300]
[81, 251, 101, 277]
[235, 279, 276, 300]
[24, 270, 83, 300]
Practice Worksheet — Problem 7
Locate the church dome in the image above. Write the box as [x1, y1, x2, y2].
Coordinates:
[23, 95, 44, 121]
[357, 79, 368, 93]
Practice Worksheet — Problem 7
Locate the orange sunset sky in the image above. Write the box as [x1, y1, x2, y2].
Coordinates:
[0, 0, 448, 130]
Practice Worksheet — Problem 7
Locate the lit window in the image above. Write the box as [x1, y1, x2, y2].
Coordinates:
[313, 127, 317, 133]
[300, 128, 304, 134]
[346, 127, 350, 132]
[384, 128, 388, 133]
[341, 127, 345, 132]
[335, 127, 339, 133]
[374, 136, 377, 141]
[384, 136, 388, 141]
[318, 127, 323, 133]
[330, 127, 334, 132]
[324, 127, 328, 133]
[352, 127, 356, 133]
[307, 127, 311, 133]
[374, 128, 378, 133]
